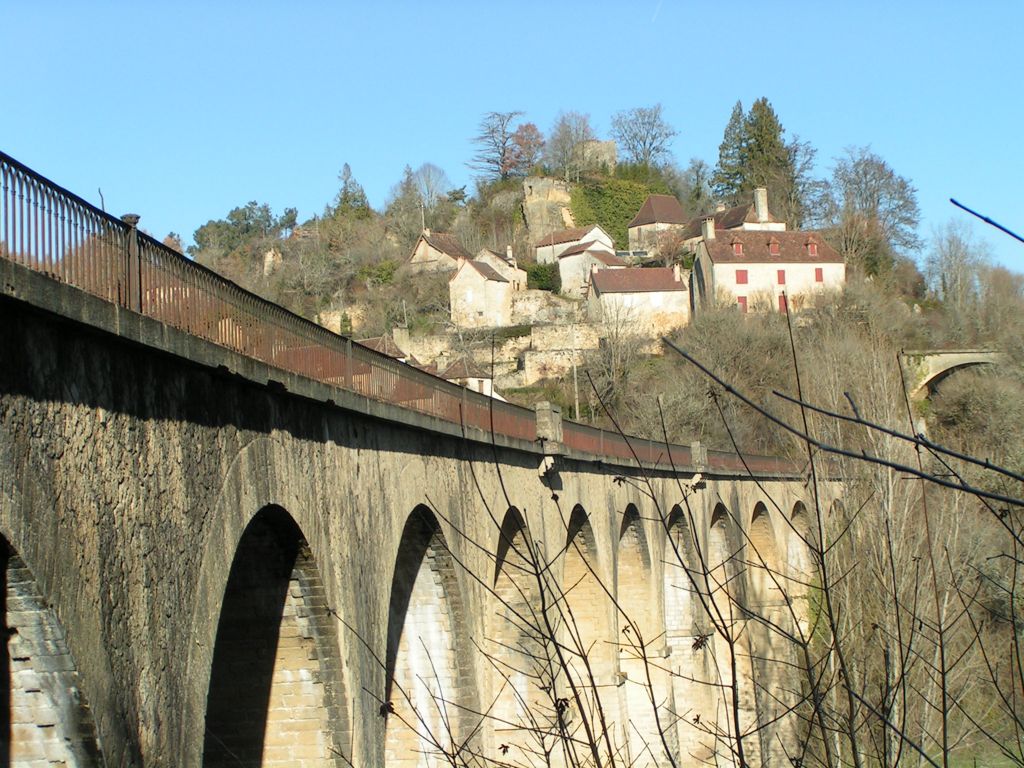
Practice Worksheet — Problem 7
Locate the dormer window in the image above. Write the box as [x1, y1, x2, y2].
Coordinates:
[732, 241, 743, 256]
[807, 241, 818, 257]
[769, 239, 780, 256]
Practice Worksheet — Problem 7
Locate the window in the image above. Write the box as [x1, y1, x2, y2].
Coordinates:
[769, 241, 780, 256]
[778, 294, 788, 314]
[815, 267, 824, 283]
[808, 242, 818, 257]
[732, 242, 743, 256]
[737, 296, 748, 313]
[777, 269, 786, 285]
[736, 269, 748, 285]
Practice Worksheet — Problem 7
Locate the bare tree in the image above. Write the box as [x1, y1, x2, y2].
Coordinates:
[414, 163, 452, 212]
[470, 111, 524, 181]
[546, 111, 596, 182]
[610, 104, 678, 167]
[827, 146, 921, 276]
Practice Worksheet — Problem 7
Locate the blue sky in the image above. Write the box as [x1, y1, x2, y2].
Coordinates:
[4, 1, 1023, 271]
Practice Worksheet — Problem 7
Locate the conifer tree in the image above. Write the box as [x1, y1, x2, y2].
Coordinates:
[711, 101, 746, 204]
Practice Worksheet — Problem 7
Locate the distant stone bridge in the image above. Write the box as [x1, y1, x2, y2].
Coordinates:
[900, 348, 1007, 400]
[0, 152, 833, 767]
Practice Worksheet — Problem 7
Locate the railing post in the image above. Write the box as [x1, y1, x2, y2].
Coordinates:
[345, 337, 353, 389]
[122, 213, 141, 312]
[691, 440, 707, 473]
[535, 401, 563, 455]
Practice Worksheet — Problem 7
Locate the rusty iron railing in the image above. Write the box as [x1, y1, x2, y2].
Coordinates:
[0, 150, 799, 475]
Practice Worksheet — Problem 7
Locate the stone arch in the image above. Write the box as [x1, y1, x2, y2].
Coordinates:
[384, 506, 476, 768]
[617, 504, 661, 764]
[202, 505, 348, 767]
[748, 502, 783, 608]
[2, 536, 104, 766]
[706, 503, 734, 620]
[562, 505, 617, 738]
[489, 507, 545, 739]
[662, 506, 705, 764]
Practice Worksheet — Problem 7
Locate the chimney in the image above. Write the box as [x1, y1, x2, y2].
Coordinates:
[715, 203, 726, 212]
[673, 263, 682, 282]
[701, 216, 716, 241]
[754, 188, 769, 223]
[423, 227, 431, 237]
[506, 244, 514, 262]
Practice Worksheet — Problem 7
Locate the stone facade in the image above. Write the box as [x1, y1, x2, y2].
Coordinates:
[0, 270, 834, 767]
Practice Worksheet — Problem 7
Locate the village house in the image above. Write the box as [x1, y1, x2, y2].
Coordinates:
[449, 258, 513, 328]
[474, 246, 527, 290]
[407, 229, 473, 273]
[627, 194, 688, 252]
[535, 224, 614, 264]
[588, 266, 689, 334]
[680, 187, 785, 251]
[557, 243, 628, 298]
[691, 227, 845, 314]
[440, 357, 505, 400]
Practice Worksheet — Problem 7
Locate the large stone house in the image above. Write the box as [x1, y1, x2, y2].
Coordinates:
[474, 247, 527, 290]
[407, 230, 473, 273]
[627, 194, 688, 252]
[449, 259, 513, 328]
[535, 225, 614, 264]
[691, 228, 845, 313]
[557, 244, 628, 298]
[588, 266, 689, 334]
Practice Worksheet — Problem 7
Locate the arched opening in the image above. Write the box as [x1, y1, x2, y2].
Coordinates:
[617, 505, 661, 765]
[788, 502, 815, 633]
[748, 503, 782, 609]
[2, 537, 104, 766]
[561, 505, 617, 748]
[706, 503, 756, 765]
[203, 506, 347, 767]
[489, 508, 546, 743]
[663, 506, 705, 763]
[385, 506, 474, 768]
[706, 504, 734, 621]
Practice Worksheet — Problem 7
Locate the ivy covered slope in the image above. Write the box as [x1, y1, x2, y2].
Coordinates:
[569, 172, 670, 249]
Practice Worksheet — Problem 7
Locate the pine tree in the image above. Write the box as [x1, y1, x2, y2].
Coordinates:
[711, 101, 746, 204]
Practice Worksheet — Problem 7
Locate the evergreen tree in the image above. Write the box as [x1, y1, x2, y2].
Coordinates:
[711, 98, 812, 227]
[711, 101, 746, 204]
[332, 164, 372, 220]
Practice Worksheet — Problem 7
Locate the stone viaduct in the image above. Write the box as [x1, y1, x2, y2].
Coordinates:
[0, 152, 831, 767]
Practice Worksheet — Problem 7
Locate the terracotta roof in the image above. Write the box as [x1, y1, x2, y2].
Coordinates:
[441, 358, 492, 380]
[704, 231, 842, 264]
[591, 251, 629, 267]
[477, 248, 514, 265]
[628, 194, 687, 228]
[458, 260, 508, 282]
[680, 201, 779, 239]
[591, 267, 686, 294]
[537, 225, 606, 247]
[357, 334, 405, 358]
[420, 231, 472, 260]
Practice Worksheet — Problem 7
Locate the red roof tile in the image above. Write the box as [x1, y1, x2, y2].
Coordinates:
[441, 358, 492, 380]
[591, 267, 686, 294]
[458, 260, 508, 282]
[704, 231, 842, 264]
[681, 201, 779, 239]
[628, 194, 687, 228]
[420, 231, 472, 260]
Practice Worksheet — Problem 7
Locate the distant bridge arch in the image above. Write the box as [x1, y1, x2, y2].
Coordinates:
[900, 348, 1007, 399]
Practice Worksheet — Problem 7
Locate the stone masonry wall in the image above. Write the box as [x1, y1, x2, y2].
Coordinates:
[0, 286, 825, 767]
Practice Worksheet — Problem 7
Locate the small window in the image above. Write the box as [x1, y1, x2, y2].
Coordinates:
[778, 294, 788, 314]
[736, 269, 748, 285]
[737, 296, 748, 313]
[769, 241, 780, 256]
[815, 267, 824, 283]
[808, 242, 818, 257]
[777, 269, 786, 285]
[732, 242, 743, 256]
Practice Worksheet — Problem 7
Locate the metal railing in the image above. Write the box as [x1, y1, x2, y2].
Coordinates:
[0, 150, 798, 475]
